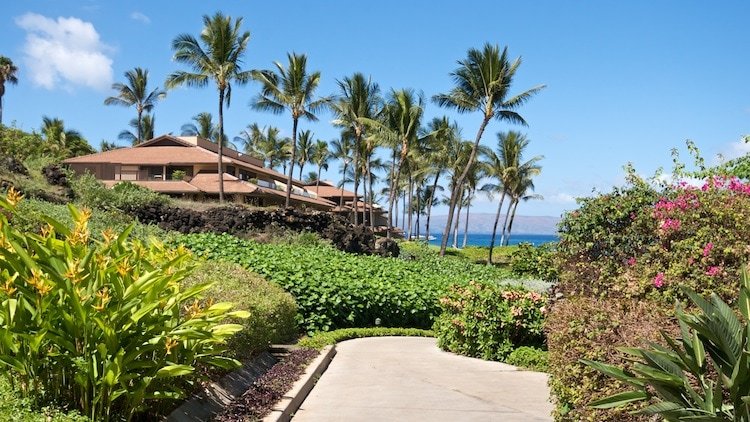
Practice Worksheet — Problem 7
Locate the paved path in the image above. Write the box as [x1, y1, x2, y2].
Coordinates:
[292, 337, 553, 421]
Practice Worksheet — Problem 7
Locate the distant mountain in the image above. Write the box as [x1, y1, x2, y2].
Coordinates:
[417, 213, 560, 235]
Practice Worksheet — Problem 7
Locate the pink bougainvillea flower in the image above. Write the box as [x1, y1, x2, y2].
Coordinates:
[626, 257, 636, 266]
[703, 242, 713, 257]
[706, 266, 721, 276]
[653, 272, 665, 288]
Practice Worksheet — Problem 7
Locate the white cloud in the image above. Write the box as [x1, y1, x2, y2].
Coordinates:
[15, 13, 113, 91]
[717, 136, 750, 161]
[130, 11, 150, 24]
[547, 193, 577, 204]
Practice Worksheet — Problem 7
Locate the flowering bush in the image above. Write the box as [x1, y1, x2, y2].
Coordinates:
[433, 281, 546, 361]
[0, 189, 247, 421]
[548, 176, 750, 421]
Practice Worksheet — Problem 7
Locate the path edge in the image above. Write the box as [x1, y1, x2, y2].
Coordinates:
[263, 345, 337, 422]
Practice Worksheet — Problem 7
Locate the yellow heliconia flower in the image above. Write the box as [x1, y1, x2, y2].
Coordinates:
[164, 337, 178, 355]
[40, 223, 55, 238]
[116, 258, 131, 277]
[101, 228, 117, 245]
[64, 259, 83, 284]
[183, 299, 202, 319]
[6, 187, 23, 206]
[93, 287, 110, 311]
[1, 272, 18, 296]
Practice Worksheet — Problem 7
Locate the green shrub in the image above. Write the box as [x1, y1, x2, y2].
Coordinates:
[433, 281, 547, 361]
[70, 174, 169, 212]
[171, 170, 186, 181]
[0, 377, 87, 422]
[181, 260, 298, 359]
[506, 346, 549, 372]
[510, 242, 558, 280]
[176, 233, 530, 334]
[548, 176, 750, 421]
[298, 327, 434, 350]
[583, 269, 750, 420]
[0, 192, 247, 421]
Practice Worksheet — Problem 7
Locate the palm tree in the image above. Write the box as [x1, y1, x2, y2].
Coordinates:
[166, 12, 252, 203]
[433, 43, 545, 255]
[482, 131, 542, 262]
[502, 173, 542, 246]
[0, 56, 19, 126]
[423, 116, 460, 240]
[251, 52, 328, 207]
[296, 129, 314, 179]
[332, 73, 381, 225]
[330, 132, 354, 207]
[311, 139, 330, 191]
[374, 89, 424, 236]
[119, 114, 155, 145]
[105, 67, 166, 143]
[41, 116, 94, 157]
[239, 123, 290, 170]
[100, 140, 121, 151]
[180, 112, 231, 146]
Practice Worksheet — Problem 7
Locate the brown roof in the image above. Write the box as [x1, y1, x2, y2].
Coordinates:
[304, 185, 358, 199]
[64, 145, 221, 165]
[188, 173, 258, 194]
[102, 180, 201, 193]
[253, 185, 336, 208]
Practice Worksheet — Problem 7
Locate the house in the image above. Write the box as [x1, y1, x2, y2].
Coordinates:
[304, 181, 388, 227]
[63, 135, 336, 210]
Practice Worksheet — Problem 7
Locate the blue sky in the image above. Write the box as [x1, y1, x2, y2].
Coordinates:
[2, 1, 749, 218]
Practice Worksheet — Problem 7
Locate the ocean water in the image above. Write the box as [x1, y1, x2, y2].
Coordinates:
[426, 233, 558, 247]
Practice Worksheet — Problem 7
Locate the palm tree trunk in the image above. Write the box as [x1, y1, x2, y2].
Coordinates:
[386, 147, 399, 238]
[136, 107, 143, 144]
[416, 187, 421, 240]
[487, 193, 507, 265]
[425, 172, 440, 241]
[462, 189, 472, 248]
[407, 173, 414, 240]
[499, 198, 514, 246]
[439, 116, 491, 256]
[339, 162, 348, 208]
[299, 163, 303, 180]
[352, 132, 361, 225]
[217, 90, 225, 203]
[394, 191, 399, 228]
[285, 118, 299, 208]
[452, 188, 464, 249]
[368, 157, 375, 228]
[316, 165, 322, 191]
[504, 199, 520, 246]
[362, 165, 368, 226]
[402, 189, 407, 233]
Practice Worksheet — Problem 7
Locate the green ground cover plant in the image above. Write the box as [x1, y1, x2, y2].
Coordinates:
[506, 346, 548, 372]
[177, 233, 534, 334]
[548, 175, 750, 421]
[297, 327, 434, 349]
[433, 281, 547, 361]
[510, 242, 558, 280]
[0, 191, 247, 421]
[583, 268, 750, 421]
[181, 260, 298, 360]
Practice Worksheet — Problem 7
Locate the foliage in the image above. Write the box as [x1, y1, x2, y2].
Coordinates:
[215, 348, 318, 422]
[549, 176, 750, 421]
[506, 346, 549, 372]
[171, 169, 186, 181]
[510, 242, 558, 280]
[181, 260, 297, 360]
[176, 233, 533, 334]
[582, 268, 750, 421]
[0, 126, 58, 161]
[297, 327, 434, 350]
[0, 192, 248, 421]
[434, 281, 547, 361]
[0, 377, 87, 422]
[70, 174, 169, 212]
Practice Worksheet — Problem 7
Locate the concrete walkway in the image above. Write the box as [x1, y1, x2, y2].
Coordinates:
[292, 337, 553, 421]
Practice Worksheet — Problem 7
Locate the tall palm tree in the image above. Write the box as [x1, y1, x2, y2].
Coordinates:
[41, 116, 94, 157]
[239, 123, 290, 169]
[330, 132, 354, 207]
[482, 131, 542, 262]
[252, 52, 328, 207]
[296, 129, 314, 179]
[311, 139, 330, 190]
[100, 140, 121, 151]
[423, 116, 460, 240]
[166, 12, 252, 203]
[332, 73, 381, 225]
[374, 89, 424, 236]
[118, 114, 155, 145]
[0, 56, 19, 126]
[502, 173, 542, 246]
[105, 67, 166, 143]
[180, 112, 230, 146]
[433, 43, 545, 255]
